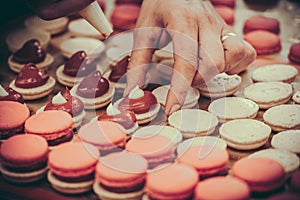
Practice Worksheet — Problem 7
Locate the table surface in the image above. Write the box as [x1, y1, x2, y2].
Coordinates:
[0, 0, 300, 199]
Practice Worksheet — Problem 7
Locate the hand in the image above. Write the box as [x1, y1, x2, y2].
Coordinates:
[26, 0, 94, 20]
[124, 0, 256, 116]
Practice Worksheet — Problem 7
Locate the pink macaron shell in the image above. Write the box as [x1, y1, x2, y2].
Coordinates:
[211, 0, 236, 8]
[243, 15, 280, 34]
[95, 151, 147, 188]
[25, 110, 73, 134]
[177, 145, 229, 176]
[48, 142, 100, 178]
[232, 157, 285, 192]
[78, 121, 126, 150]
[125, 134, 175, 163]
[288, 43, 300, 64]
[214, 5, 235, 25]
[0, 101, 30, 130]
[194, 176, 250, 200]
[244, 30, 281, 55]
[146, 163, 198, 199]
[1, 134, 48, 167]
[110, 4, 140, 30]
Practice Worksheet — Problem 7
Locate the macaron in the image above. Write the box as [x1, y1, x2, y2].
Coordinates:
[78, 121, 126, 155]
[208, 97, 259, 123]
[198, 73, 242, 98]
[116, 86, 160, 124]
[219, 119, 271, 150]
[9, 64, 56, 100]
[288, 43, 300, 64]
[25, 110, 74, 147]
[290, 170, 300, 192]
[243, 82, 292, 109]
[168, 109, 219, 138]
[292, 91, 300, 104]
[263, 104, 300, 132]
[210, 0, 236, 8]
[48, 142, 100, 194]
[0, 134, 49, 183]
[176, 136, 227, 155]
[271, 130, 300, 155]
[126, 125, 182, 169]
[249, 148, 300, 176]
[177, 145, 229, 177]
[70, 71, 115, 110]
[251, 64, 298, 83]
[93, 151, 148, 200]
[152, 85, 200, 109]
[214, 6, 235, 25]
[194, 176, 250, 200]
[145, 163, 198, 200]
[243, 15, 280, 34]
[232, 157, 285, 192]
[110, 4, 140, 31]
[244, 30, 281, 55]
[0, 101, 30, 140]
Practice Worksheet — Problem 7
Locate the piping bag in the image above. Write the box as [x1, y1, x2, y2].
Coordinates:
[78, 1, 113, 39]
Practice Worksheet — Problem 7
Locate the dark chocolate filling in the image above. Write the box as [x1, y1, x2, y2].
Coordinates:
[0, 88, 24, 104]
[100, 180, 145, 193]
[53, 172, 94, 183]
[47, 131, 74, 146]
[1, 160, 47, 173]
[0, 124, 24, 140]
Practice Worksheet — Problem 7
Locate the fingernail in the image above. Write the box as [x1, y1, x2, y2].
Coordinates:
[169, 104, 181, 115]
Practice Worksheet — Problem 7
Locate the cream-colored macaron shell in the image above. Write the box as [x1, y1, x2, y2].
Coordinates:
[168, 109, 219, 138]
[243, 82, 293, 109]
[251, 64, 298, 83]
[198, 73, 242, 98]
[249, 148, 300, 175]
[153, 85, 200, 109]
[208, 97, 259, 123]
[271, 130, 300, 154]
[292, 91, 300, 104]
[219, 119, 271, 150]
[263, 104, 300, 132]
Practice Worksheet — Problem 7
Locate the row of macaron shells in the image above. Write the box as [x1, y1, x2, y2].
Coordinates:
[1, 120, 300, 199]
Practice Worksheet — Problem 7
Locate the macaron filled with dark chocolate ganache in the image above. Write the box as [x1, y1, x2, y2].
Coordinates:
[9, 63, 55, 100]
[8, 39, 54, 73]
[71, 70, 115, 109]
[56, 51, 98, 87]
[0, 85, 24, 103]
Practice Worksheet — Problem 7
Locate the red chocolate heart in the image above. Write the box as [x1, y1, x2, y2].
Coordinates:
[13, 39, 46, 64]
[76, 71, 109, 98]
[15, 63, 49, 89]
[63, 51, 97, 77]
[109, 55, 129, 83]
[0, 87, 24, 103]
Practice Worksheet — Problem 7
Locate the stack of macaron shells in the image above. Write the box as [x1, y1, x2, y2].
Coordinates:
[211, 0, 235, 25]
[144, 163, 198, 200]
[219, 119, 271, 150]
[24, 110, 74, 147]
[193, 176, 250, 200]
[198, 73, 242, 98]
[152, 85, 200, 109]
[177, 144, 229, 177]
[271, 130, 300, 155]
[243, 82, 293, 109]
[288, 43, 300, 64]
[248, 148, 300, 176]
[208, 97, 259, 123]
[263, 104, 300, 132]
[0, 101, 30, 140]
[244, 30, 281, 55]
[47, 142, 100, 194]
[126, 125, 182, 168]
[251, 64, 298, 83]
[231, 157, 285, 192]
[0, 134, 49, 183]
[168, 109, 219, 138]
[78, 121, 127, 155]
[93, 151, 148, 200]
[110, 4, 140, 31]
